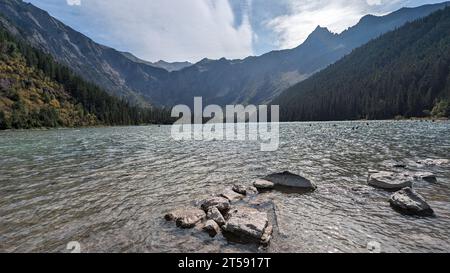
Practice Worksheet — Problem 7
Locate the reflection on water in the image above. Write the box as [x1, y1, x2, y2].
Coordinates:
[0, 121, 449, 253]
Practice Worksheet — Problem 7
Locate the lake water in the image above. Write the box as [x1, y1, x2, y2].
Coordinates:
[1, 121, 449, 253]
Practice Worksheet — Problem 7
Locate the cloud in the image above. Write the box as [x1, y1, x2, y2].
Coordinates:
[69, 0, 254, 62]
[66, 0, 81, 6]
[28, 0, 442, 60]
[264, 0, 419, 50]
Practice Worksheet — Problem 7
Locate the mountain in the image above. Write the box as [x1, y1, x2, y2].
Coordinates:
[135, 1, 450, 107]
[0, 25, 171, 130]
[273, 7, 450, 121]
[120, 52, 192, 72]
[1, 0, 449, 108]
[150, 60, 192, 72]
[0, 0, 170, 106]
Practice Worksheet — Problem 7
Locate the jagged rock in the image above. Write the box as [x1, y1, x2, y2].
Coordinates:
[201, 196, 230, 213]
[220, 188, 245, 202]
[164, 208, 206, 228]
[207, 207, 226, 226]
[417, 158, 449, 166]
[411, 172, 437, 183]
[222, 206, 271, 244]
[368, 171, 413, 190]
[389, 188, 434, 216]
[264, 171, 317, 190]
[253, 179, 275, 190]
[232, 184, 248, 195]
[203, 220, 221, 237]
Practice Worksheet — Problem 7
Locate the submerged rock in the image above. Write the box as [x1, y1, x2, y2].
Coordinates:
[245, 186, 259, 195]
[368, 171, 413, 190]
[232, 184, 248, 195]
[411, 172, 437, 183]
[253, 179, 275, 190]
[351, 185, 374, 194]
[201, 196, 230, 213]
[203, 220, 221, 237]
[222, 206, 270, 244]
[207, 207, 226, 226]
[164, 208, 206, 228]
[389, 188, 434, 216]
[264, 171, 317, 190]
[382, 160, 407, 169]
[220, 188, 245, 202]
[417, 158, 449, 166]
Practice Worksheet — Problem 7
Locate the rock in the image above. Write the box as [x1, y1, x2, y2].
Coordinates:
[368, 171, 413, 190]
[207, 207, 226, 226]
[411, 172, 437, 183]
[203, 220, 221, 237]
[253, 179, 275, 190]
[417, 158, 449, 166]
[246, 186, 259, 195]
[220, 188, 245, 202]
[382, 160, 407, 169]
[260, 224, 273, 246]
[264, 171, 317, 190]
[389, 188, 434, 216]
[351, 185, 373, 194]
[222, 206, 270, 244]
[164, 208, 206, 229]
[232, 184, 248, 195]
[201, 196, 230, 213]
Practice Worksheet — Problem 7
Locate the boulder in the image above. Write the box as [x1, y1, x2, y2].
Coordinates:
[203, 220, 221, 237]
[220, 188, 245, 202]
[164, 208, 206, 229]
[417, 159, 449, 166]
[222, 206, 271, 244]
[253, 179, 275, 190]
[389, 188, 434, 216]
[207, 207, 226, 226]
[368, 171, 413, 190]
[201, 196, 230, 213]
[263, 171, 317, 190]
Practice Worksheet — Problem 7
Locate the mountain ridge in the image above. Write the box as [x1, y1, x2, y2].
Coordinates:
[1, 0, 449, 107]
[273, 7, 450, 121]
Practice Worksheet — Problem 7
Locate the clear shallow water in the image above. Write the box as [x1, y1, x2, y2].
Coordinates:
[0, 121, 449, 253]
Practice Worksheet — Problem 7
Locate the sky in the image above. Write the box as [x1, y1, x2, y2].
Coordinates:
[24, 0, 445, 63]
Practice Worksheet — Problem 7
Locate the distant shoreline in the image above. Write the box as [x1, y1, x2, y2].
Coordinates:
[0, 117, 448, 133]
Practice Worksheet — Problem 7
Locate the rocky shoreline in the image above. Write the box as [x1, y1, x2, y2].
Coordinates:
[164, 158, 447, 247]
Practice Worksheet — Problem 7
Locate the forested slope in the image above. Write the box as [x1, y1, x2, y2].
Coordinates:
[0, 26, 171, 130]
[274, 7, 450, 121]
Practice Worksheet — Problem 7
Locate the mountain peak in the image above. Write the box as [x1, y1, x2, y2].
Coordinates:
[301, 25, 335, 46]
[313, 25, 331, 34]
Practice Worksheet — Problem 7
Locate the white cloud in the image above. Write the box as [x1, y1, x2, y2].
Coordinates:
[265, 0, 404, 49]
[66, 0, 81, 6]
[77, 0, 253, 62]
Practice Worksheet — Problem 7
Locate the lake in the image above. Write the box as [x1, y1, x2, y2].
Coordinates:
[0, 121, 449, 253]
